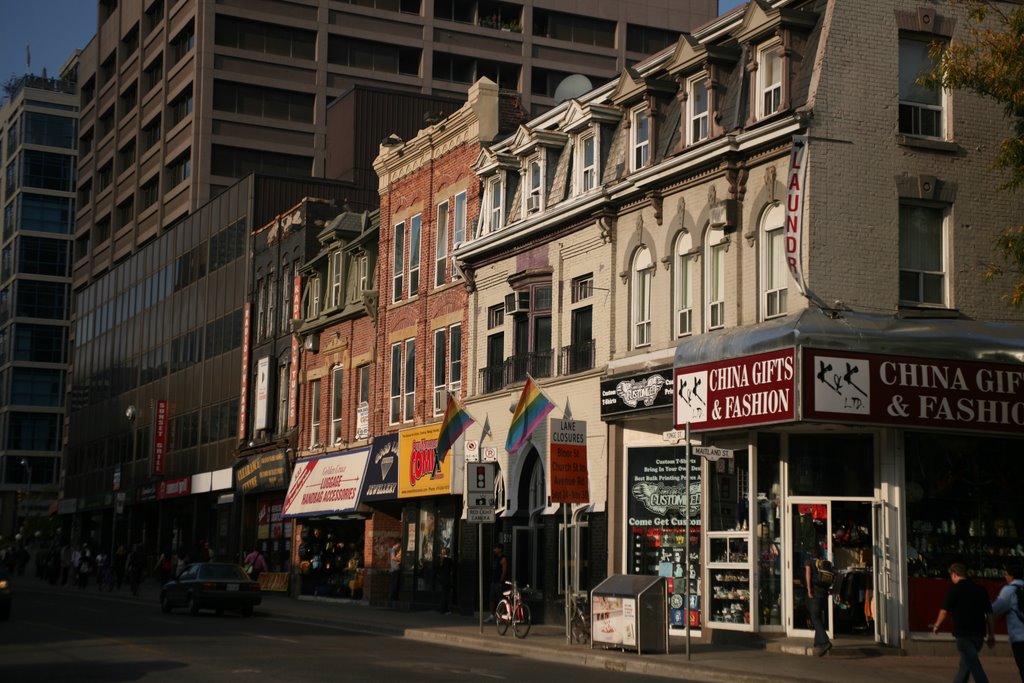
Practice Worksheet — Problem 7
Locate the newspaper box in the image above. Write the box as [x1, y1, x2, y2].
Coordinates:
[590, 574, 668, 654]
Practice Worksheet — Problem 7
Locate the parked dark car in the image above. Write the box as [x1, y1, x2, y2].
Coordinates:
[160, 562, 261, 616]
[0, 566, 11, 620]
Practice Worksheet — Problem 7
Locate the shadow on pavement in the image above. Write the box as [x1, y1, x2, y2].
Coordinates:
[0, 660, 187, 682]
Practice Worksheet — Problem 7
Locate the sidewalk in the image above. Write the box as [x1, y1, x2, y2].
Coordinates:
[26, 575, 1021, 683]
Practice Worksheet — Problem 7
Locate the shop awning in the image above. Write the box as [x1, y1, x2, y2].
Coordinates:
[282, 447, 371, 518]
[674, 308, 1024, 369]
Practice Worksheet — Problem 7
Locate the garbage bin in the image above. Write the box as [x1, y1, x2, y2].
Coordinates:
[591, 574, 668, 654]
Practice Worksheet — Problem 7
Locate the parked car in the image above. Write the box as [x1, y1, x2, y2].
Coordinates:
[160, 562, 261, 616]
[0, 566, 11, 620]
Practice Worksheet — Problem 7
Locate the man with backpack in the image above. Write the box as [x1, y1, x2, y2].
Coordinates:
[992, 563, 1024, 681]
[804, 545, 832, 656]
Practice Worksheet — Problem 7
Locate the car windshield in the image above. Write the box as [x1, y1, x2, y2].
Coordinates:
[198, 564, 249, 581]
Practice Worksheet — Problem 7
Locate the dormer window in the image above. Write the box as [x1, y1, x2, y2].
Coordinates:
[526, 157, 543, 214]
[330, 250, 343, 308]
[310, 275, 321, 317]
[488, 176, 504, 231]
[687, 75, 709, 145]
[631, 106, 651, 171]
[757, 42, 783, 119]
[578, 132, 597, 193]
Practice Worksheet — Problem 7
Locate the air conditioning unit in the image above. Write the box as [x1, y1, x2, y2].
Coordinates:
[303, 333, 319, 352]
[504, 291, 530, 315]
[526, 195, 541, 213]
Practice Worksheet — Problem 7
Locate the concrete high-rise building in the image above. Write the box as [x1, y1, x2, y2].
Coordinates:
[0, 56, 80, 535]
[72, 0, 717, 288]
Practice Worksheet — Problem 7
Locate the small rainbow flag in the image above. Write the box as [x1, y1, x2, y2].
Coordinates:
[505, 375, 555, 453]
[435, 392, 475, 463]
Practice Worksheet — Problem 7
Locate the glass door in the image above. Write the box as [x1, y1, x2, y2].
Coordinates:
[788, 501, 830, 638]
[829, 501, 875, 638]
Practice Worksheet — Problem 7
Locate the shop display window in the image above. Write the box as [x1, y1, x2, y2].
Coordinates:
[626, 446, 702, 630]
[295, 522, 365, 598]
[707, 449, 752, 630]
[788, 434, 873, 497]
[905, 432, 1023, 634]
[756, 433, 782, 627]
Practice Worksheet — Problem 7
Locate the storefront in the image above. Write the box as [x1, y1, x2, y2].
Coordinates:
[669, 309, 1024, 648]
[237, 450, 291, 589]
[283, 446, 371, 597]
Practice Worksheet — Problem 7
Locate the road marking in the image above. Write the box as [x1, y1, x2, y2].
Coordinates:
[255, 634, 299, 644]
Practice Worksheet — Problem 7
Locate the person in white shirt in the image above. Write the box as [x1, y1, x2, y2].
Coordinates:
[992, 563, 1024, 682]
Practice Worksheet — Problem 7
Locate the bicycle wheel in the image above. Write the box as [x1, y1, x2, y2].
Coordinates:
[571, 613, 589, 644]
[513, 602, 531, 638]
[495, 599, 512, 636]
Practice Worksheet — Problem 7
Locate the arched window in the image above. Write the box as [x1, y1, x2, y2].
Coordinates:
[762, 203, 787, 318]
[632, 247, 653, 347]
[674, 233, 694, 337]
[705, 227, 726, 330]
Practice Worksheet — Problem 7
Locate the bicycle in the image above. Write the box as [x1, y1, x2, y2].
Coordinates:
[495, 580, 531, 638]
[568, 591, 590, 644]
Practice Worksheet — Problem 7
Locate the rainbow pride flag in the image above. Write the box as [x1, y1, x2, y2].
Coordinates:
[435, 392, 475, 463]
[505, 375, 555, 453]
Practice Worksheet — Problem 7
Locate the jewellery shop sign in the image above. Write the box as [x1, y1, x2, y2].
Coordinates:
[802, 348, 1024, 434]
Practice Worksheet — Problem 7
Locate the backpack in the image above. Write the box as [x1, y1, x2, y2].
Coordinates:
[814, 558, 836, 591]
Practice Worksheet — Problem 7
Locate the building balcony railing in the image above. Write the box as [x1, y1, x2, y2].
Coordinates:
[478, 350, 554, 394]
[558, 339, 595, 376]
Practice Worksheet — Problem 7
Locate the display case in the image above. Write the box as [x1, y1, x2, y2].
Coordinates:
[707, 532, 752, 629]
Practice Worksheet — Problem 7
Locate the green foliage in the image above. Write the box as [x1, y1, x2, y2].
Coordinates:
[925, 1, 1024, 306]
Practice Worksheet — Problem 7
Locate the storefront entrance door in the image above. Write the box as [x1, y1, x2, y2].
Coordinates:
[786, 500, 875, 640]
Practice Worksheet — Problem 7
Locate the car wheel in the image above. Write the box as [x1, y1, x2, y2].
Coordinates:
[160, 594, 172, 613]
[188, 596, 200, 616]
[241, 605, 254, 617]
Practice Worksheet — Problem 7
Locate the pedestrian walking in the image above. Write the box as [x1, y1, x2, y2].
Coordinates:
[243, 548, 267, 581]
[113, 545, 127, 589]
[991, 562, 1024, 681]
[60, 543, 73, 585]
[437, 546, 453, 614]
[77, 544, 92, 589]
[127, 544, 145, 596]
[388, 539, 402, 604]
[804, 545, 832, 656]
[932, 562, 995, 683]
[484, 544, 508, 623]
[154, 549, 172, 584]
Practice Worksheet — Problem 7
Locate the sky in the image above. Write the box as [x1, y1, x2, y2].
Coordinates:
[0, 0, 97, 84]
[0, 0, 748, 87]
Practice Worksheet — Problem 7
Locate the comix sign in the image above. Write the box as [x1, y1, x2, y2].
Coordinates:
[675, 348, 796, 431]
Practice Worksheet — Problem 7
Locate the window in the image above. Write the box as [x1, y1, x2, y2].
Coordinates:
[256, 278, 267, 341]
[143, 56, 163, 94]
[578, 133, 597, 193]
[24, 112, 75, 148]
[389, 342, 402, 424]
[626, 24, 680, 54]
[435, 200, 449, 287]
[168, 87, 193, 128]
[675, 234, 694, 337]
[331, 365, 343, 443]
[215, 15, 315, 60]
[79, 128, 94, 156]
[308, 275, 320, 317]
[392, 220, 405, 301]
[631, 107, 650, 171]
[213, 81, 314, 123]
[327, 34, 420, 75]
[20, 195, 72, 234]
[17, 237, 69, 276]
[510, 284, 552, 380]
[449, 323, 462, 396]
[330, 250, 343, 307]
[166, 150, 191, 189]
[265, 270, 276, 338]
[688, 75, 709, 145]
[452, 192, 466, 277]
[484, 329, 505, 392]
[534, 9, 614, 47]
[96, 162, 113, 192]
[309, 378, 321, 447]
[899, 203, 945, 306]
[488, 177, 503, 232]
[170, 23, 195, 66]
[141, 116, 161, 151]
[277, 363, 289, 434]
[404, 338, 416, 421]
[899, 36, 943, 138]
[433, 327, 447, 415]
[139, 176, 158, 209]
[23, 151, 73, 192]
[567, 280, 593, 375]
[119, 82, 138, 116]
[357, 256, 368, 292]
[758, 43, 783, 119]
[98, 107, 115, 139]
[762, 203, 787, 318]
[210, 145, 311, 178]
[706, 227, 726, 330]
[526, 157, 543, 213]
[358, 364, 370, 435]
[632, 247, 653, 347]
[281, 263, 292, 333]
[117, 196, 134, 229]
[117, 138, 136, 174]
[408, 214, 421, 294]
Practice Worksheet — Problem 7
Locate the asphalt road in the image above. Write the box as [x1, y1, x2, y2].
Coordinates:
[0, 584, 680, 683]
